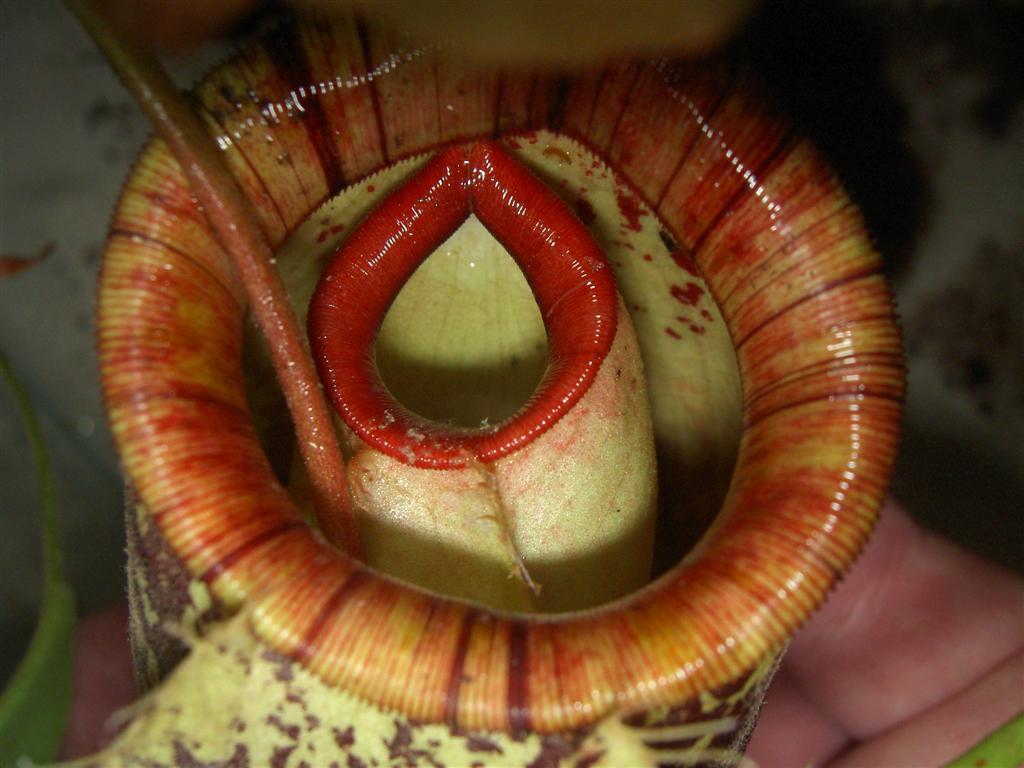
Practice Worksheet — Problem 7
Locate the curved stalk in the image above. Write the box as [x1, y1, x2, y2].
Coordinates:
[66, 0, 361, 556]
[0, 349, 75, 764]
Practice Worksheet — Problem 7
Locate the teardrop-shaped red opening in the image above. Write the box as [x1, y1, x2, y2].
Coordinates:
[308, 141, 618, 469]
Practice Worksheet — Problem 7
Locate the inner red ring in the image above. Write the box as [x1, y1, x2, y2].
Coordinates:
[307, 141, 618, 469]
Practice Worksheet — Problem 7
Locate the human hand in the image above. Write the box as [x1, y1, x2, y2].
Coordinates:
[747, 501, 1023, 767]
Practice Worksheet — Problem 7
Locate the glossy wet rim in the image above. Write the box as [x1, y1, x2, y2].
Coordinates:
[308, 141, 619, 469]
[98, 16, 904, 734]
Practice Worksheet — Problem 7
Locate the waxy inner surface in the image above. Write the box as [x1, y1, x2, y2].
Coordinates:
[301, 140, 655, 610]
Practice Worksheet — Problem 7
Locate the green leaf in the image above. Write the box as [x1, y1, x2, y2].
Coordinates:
[943, 712, 1024, 768]
[0, 349, 76, 767]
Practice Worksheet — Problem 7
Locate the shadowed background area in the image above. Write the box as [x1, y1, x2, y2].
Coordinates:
[1, 0, 1022, 687]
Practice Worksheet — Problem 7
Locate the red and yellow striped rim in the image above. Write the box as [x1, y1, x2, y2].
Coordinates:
[98, 16, 903, 733]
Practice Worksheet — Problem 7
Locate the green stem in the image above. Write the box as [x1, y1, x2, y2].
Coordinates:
[943, 712, 1024, 768]
[65, 0, 361, 557]
[0, 349, 62, 587]
[0, 348, 76, 764]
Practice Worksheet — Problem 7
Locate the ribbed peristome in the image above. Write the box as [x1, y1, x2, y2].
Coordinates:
[98, 15, 903, 735]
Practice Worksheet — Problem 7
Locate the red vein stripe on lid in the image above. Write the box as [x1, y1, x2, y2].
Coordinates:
[357, 18, 441, 162]
[353, 20, 391, 166]
[263, 19, 348, 195]
[236, 41, 327, 211]
[294, 17, 388, 181]
[193, 50, 320, 233]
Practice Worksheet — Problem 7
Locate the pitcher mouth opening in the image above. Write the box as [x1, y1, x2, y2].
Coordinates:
[249, 130, 749, 589]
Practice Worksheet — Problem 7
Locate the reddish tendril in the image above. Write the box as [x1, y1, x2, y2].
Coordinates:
[307, 141, 618, 469]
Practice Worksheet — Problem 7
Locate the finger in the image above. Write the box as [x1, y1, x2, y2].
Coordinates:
[60, 602, 136, 759]
[827, 650, 1024, 768]
[788, 500, 1024, 739]
[746, 669, 849, 767]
